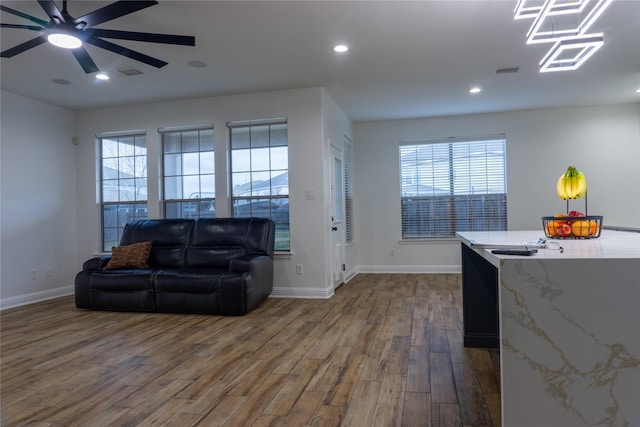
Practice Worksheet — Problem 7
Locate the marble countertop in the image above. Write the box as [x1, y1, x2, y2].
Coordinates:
[458, 229, 640, 426]
[457, 229, 640, 260]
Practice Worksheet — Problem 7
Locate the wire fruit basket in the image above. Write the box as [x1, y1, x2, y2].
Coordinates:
[542, 215, 603, 239]
[542, 191, 603, 239]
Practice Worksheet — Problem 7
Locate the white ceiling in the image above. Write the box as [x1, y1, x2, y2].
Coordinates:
[1, 0, 639, 122]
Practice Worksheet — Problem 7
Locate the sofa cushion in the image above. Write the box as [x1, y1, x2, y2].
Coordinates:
[89, 270, 155, 291]
[104, 240, 153, 269]
[154, 271, 248, 315]
[185, 218, 274, 268]
[155, 271, 226, 293]
[88, 270, 156, 312]
[120, 219, 195, 268]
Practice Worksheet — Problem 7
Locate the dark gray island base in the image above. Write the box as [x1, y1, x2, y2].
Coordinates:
[461, 243, 499, 348]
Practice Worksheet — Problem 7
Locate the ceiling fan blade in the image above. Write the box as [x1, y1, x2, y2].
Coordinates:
[88, 29, 195, 46]
[1, 35, 47, 58]
[1, 23, 44, 31]
[0, 5, 49, 27]
[86, 37, 167, 68]
[74, 1, 158, 28]
[71, 47, 99, 74]
[37, 0, 65, 23]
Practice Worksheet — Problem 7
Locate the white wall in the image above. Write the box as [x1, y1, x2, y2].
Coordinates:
[353, 103, 640, 272]
[76, 87, 350, 298]
[2, 87, 636, 308]
[0, 91, 78, 308]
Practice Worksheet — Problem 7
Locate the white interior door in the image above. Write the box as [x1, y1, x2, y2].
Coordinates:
[330, 144, 345, 289]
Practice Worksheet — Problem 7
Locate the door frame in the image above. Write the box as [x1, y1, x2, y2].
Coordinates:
[329, 143, 346, 290]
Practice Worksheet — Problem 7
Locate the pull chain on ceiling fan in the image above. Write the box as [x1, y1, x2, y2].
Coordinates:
[1, 0, 196, 74]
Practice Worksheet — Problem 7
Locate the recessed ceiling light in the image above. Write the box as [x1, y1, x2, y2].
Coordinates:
[96, 73, 109, 80]
[636, 88, 640, 93]
[469, 87, 482, 94]
[334, 44, 348, 53]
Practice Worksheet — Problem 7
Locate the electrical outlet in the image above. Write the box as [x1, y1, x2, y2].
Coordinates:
[390, 248, 396, 256]
[296, 264, 303, 275]
[46, 266, 53, 278]
[31, 269, 37, 280]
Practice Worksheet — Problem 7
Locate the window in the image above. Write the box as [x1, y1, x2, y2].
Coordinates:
[160, 126, 215, 219]
[99, 131, 148, 251]
[229, 119, 289, 250]
[344, 137, 354, 244]
[400, 136, 507, 238]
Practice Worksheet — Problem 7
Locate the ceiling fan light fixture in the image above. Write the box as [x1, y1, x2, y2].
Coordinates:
[47, 32, 82, 49]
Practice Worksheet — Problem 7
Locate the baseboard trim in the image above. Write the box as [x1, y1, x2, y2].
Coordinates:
[1, 285, 74, 310]
[356, 265, 461, 274]
[270, 286, 334, 299]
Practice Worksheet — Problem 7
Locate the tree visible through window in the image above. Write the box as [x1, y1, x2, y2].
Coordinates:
[99, 132, 148, 251]
[400, 136, 507, 238]
[229, 119, 290, 250]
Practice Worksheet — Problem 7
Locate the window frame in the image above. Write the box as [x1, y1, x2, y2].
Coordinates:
[159, 125, 215, 220]
[399, 135, 507, 239]
[228, 118, 290, 251]
[98, 130, 148, 252]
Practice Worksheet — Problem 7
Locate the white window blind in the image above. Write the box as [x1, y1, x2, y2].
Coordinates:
[400, 136, 507, 238]
[344, 137, 354, 244]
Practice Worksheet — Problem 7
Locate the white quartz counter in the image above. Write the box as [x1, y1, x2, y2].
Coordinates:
[457, 230, 640, 427]
[458, 229, 640, 260]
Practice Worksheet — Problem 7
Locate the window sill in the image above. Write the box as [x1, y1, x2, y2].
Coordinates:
[274, 251, 293, 260]
[398, 237, 460, 245]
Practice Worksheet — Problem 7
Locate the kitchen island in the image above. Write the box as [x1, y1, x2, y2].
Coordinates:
[457, 230, 640, 427]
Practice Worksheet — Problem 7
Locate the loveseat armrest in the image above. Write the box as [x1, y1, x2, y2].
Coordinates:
[229, 254, 271, 273]
[228, 254, 274, 310]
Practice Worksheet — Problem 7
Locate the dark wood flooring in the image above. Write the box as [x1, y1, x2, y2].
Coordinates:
[0, 273, 500, 426]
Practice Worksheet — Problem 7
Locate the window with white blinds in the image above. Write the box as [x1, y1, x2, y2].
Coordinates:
[344, 137, 354, 244]
[400, 136, 507, 238]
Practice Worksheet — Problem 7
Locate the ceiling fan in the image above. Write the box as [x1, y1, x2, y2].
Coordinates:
[0, 0, 195, 74]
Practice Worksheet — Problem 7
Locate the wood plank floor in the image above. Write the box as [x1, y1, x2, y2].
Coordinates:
[1, 273, 501, 426]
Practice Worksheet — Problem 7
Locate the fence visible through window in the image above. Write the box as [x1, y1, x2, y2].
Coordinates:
[228, 119, 290, 251]
[400, 136, 507, 238]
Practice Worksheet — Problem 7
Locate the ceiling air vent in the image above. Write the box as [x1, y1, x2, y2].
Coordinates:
[118, 68, 144, 76]
[494, 67, 520, 75]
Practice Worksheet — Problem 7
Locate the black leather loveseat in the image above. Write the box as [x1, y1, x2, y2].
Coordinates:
[75, 217, 275, 315]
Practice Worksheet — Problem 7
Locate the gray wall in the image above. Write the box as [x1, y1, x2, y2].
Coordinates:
[1, 91, 78, 306]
